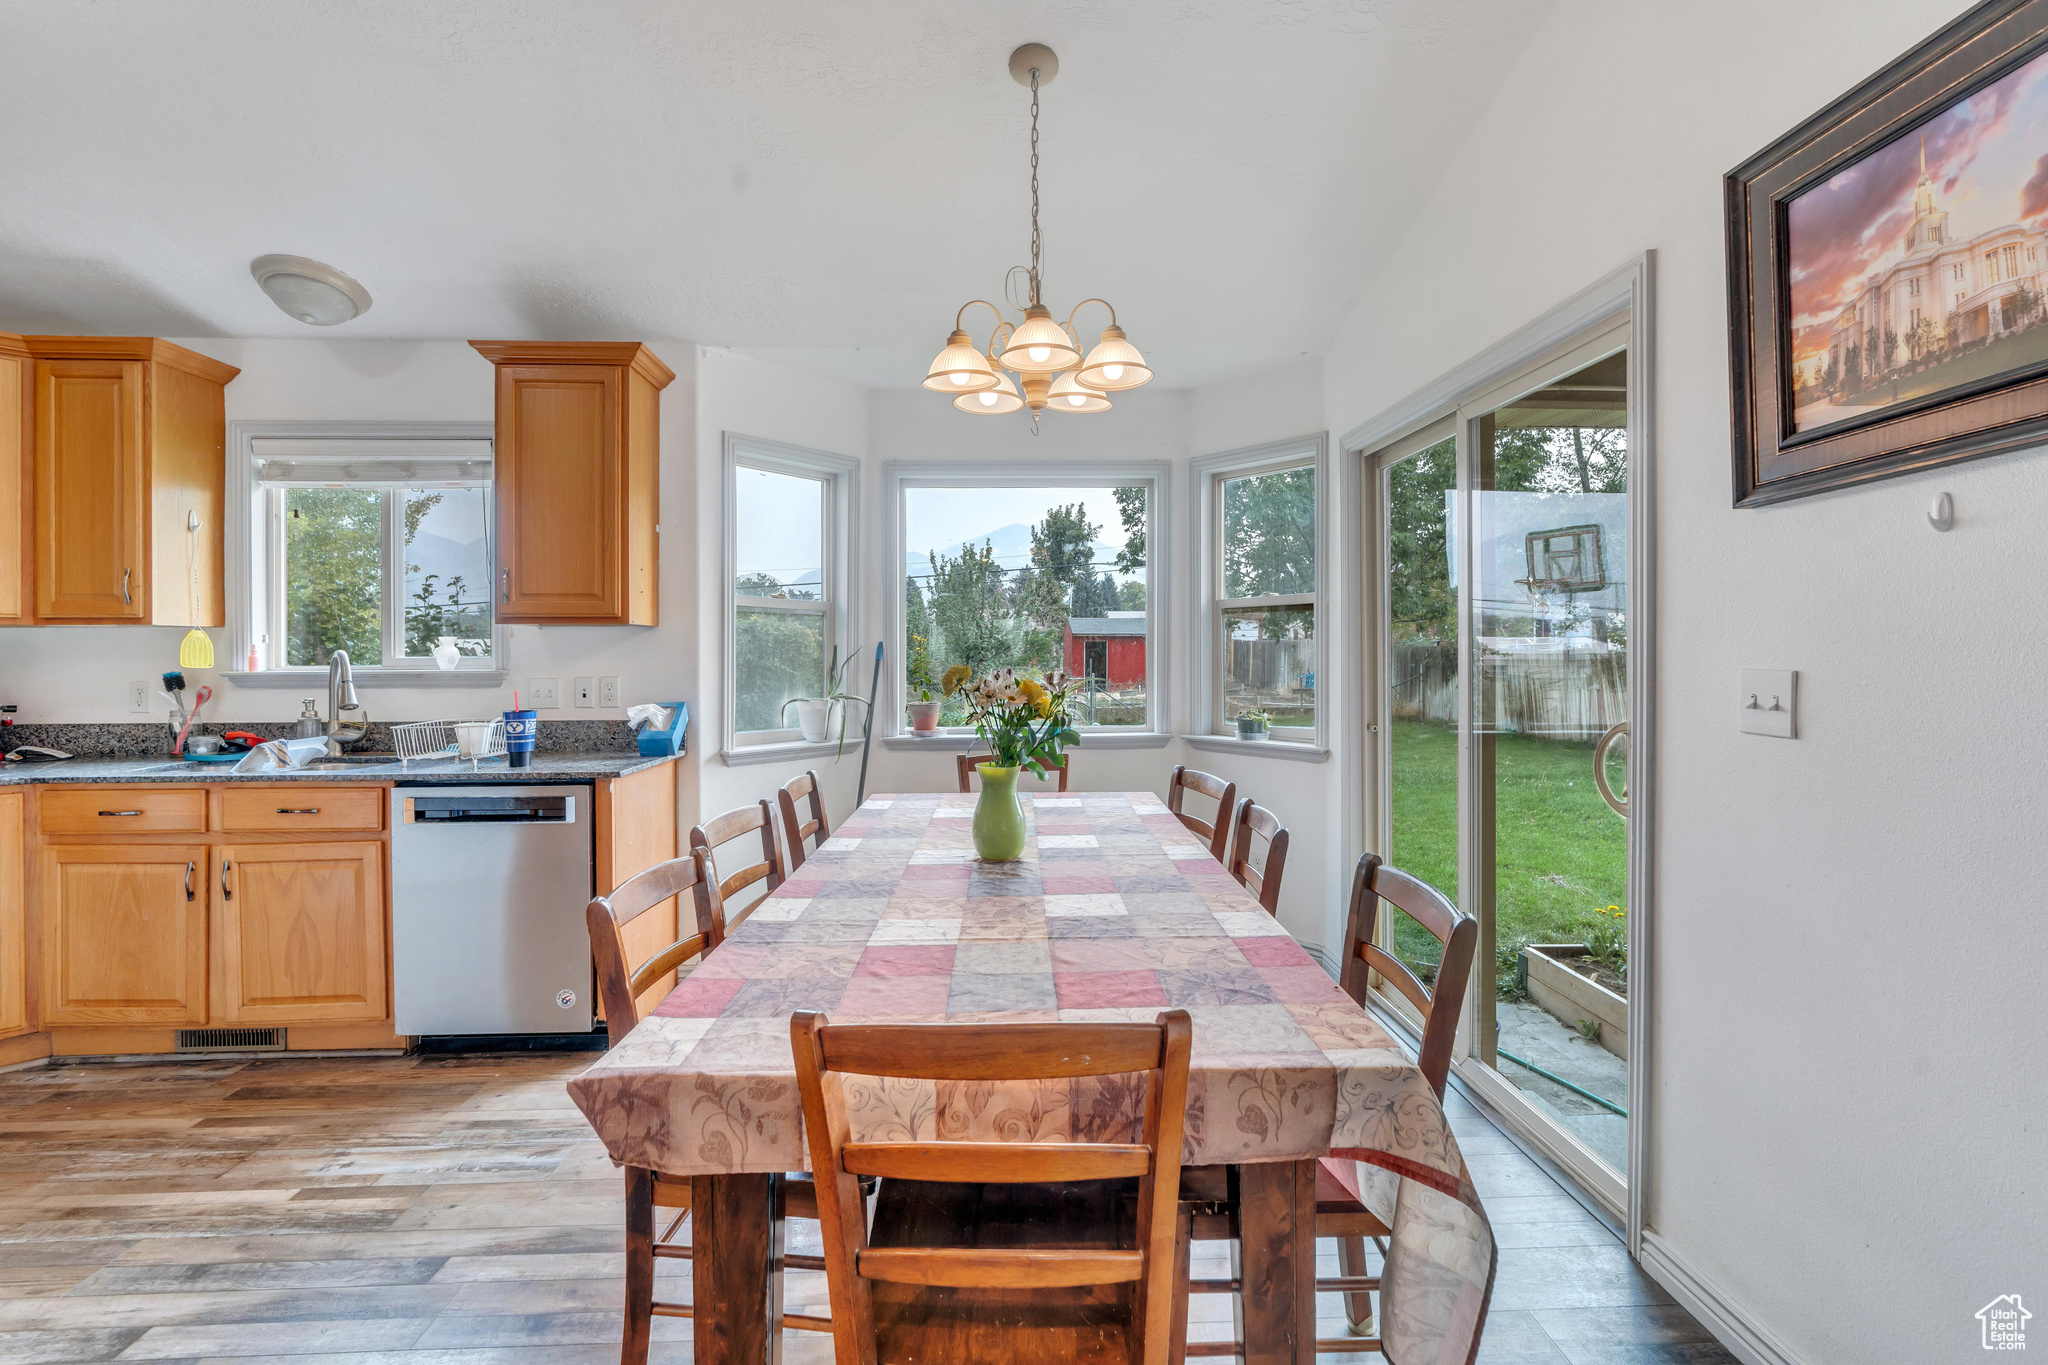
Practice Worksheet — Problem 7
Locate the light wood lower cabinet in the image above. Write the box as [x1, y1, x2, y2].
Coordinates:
[0, 792, 25, 1036]
[39, 843, 209, 1025]
[217, 842, 386, 1024]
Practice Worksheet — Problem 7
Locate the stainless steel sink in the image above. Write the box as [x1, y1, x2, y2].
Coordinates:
[150, 752, 403, 774]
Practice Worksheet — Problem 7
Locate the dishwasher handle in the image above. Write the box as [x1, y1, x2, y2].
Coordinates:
[403, 794, 577, 824]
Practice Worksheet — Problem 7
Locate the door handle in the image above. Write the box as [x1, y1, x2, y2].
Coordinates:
[121, 568, 131, 605]
[185, 861, 195, 902]
[98, 810, 142, 817]
[501, 567, 510, 602]
[221, 859, 232, 901]
[275, 808, 320, 815]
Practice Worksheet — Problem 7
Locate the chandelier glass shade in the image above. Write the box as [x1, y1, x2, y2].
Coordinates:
[954, 368, 1024, 415]
[923, 46, 1151, 424]
[923, 329, 999, 392]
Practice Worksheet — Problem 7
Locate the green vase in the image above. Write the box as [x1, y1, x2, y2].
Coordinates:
[972, 764, 1027, 862]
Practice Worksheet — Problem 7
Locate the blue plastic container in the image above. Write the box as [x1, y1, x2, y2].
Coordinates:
[503, 709, 538, 768]
[637, 703, 689, 757]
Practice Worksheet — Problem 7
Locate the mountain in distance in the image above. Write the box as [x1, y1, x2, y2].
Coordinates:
[904, 523, 1130, 583]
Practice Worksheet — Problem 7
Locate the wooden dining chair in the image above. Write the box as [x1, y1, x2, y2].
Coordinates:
[1180, 852, 1478, 1352]
[955, 750, 1071, 792]
[1165, 765, 1236, 862]
[689, 798, 785, 926]
[1224, 798, 1289, 914]
[791, 1011, 1194, 1365]
[587, 848, 839, 1364]
[778, 769, 831, 872]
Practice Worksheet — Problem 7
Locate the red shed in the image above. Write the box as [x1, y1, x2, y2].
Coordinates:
[1063, 616, 1147, 690]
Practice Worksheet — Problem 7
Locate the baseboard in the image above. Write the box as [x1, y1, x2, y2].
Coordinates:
[1638, 1230, 1808, 1365]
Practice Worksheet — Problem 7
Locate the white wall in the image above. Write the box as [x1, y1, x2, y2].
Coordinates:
[1320, 1, 2046, 1358]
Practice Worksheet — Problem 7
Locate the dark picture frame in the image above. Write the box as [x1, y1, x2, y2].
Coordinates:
[1728, 0, 2048, 505]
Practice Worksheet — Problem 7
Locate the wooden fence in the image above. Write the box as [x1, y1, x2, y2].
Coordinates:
[1390, 639, 1625, 739]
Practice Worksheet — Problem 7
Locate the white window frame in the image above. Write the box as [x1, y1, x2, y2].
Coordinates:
[1184, 434, 1330, 761]
[722, 433, 861, 766]
[222, 421, 508, 687]
[879, 460, 1175, 751]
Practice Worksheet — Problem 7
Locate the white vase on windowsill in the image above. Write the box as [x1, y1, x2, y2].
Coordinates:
[431, 636, 461, 671]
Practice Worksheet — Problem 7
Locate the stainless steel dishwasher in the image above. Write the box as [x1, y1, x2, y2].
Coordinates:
[390, 784, 594, 1037]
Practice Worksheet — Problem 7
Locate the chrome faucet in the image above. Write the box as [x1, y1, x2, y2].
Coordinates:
[324, 650, 370, 756]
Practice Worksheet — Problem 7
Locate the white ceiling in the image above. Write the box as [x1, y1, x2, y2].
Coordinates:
[0, 0, 1552, 390]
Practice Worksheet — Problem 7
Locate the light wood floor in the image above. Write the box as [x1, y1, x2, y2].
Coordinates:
[0, 1052, 1732, 1364]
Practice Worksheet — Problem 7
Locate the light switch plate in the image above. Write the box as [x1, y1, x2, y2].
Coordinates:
[572, 677, 594, 708]
[1739, 669, 1796, 738]
[528, 677, 560, 710]
[598, 676, 620, 709]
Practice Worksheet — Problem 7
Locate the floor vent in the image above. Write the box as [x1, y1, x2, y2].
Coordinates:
[174, 1027, 285, 1052]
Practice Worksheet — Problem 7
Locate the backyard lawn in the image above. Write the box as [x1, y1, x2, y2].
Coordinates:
[1386, 719, 1626, 993]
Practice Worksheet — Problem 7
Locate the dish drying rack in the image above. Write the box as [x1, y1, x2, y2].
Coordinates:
[391, 719, 507, 770]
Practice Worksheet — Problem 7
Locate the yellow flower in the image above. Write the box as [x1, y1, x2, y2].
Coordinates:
[940, 665, 971, 696]
[1018, 677, 1047, 706]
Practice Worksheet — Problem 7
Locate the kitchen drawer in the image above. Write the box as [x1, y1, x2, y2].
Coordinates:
[217, 786, 385, 834]
[38, 788, 207, 835]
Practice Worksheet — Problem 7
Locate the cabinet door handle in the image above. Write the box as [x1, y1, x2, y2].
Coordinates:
[185, 861, 195, 902]
[275, 808, 320, 815]
[221, 859, 232, 901]
[98, 809, 142, 817]
[121, 568, 131, 605]
[501, 567, 510, 602]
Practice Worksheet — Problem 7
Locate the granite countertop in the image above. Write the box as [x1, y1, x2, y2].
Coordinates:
[0, 751, 681, 786]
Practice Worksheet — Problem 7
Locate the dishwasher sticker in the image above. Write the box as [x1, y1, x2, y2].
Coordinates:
[556, 990, 576, 1009]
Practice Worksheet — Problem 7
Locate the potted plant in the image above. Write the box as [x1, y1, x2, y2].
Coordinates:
[1236, 708, 1272, 741]
[955, 667, 1080, 862]
[780, 654, 871, 752]
[904, 638, 942, 735]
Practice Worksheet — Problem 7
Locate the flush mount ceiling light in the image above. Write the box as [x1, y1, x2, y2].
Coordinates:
[924, 44, 1152, 427]
[250, 254, 372, 326]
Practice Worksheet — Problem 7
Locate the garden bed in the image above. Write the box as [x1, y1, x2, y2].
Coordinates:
[1522, 944, 1627, 1060]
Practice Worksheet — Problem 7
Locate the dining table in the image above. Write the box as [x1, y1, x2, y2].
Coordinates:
[568, 789, 1495, 1365]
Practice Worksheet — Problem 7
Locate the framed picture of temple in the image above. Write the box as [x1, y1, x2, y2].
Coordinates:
[1728, 0, 2048, 505]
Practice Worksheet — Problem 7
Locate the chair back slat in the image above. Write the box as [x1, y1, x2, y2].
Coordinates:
[1339, 853, 1478, 1099]
[956, 751, 1070, 792]
[1225, 798, 1290, 915]
[857, 1246, 1142, 1290]
[689, 799, 785, 913]
[1166, 765, 1236, 862]
[778, 769, 831, 871]
[792, 1009, 1192, 1365]
[820, 1020, 1166, 1079]
[842, 1141, 1152, 1184]
[586, 848, 724, 1048]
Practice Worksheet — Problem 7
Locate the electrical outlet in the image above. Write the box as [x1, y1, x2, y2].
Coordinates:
[573, 677, 594, 708]
[527, 678, 560, 710]
[598, 676, 620, 709]
[128, 681, 150, 714]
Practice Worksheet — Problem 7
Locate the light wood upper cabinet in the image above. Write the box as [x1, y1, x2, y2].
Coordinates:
[470, 341, 671, 625]
[39, 843, 209, 1025]
[25, 337, 239, 624]
[0, 792, 25, 1037]
[216, 841, 386, 1025]
[0, 334, 28, 625]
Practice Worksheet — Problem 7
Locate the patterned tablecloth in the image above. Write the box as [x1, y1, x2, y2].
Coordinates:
[569, 791, 1494, 1365]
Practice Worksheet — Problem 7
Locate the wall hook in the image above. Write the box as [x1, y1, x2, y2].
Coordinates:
[1929, 491, 1954, 532]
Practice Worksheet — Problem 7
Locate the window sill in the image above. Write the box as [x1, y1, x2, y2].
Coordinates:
[879, 731, 1175, 752]
[220, 669, 507, 689]
[721, 739, 858, 768]
[1181, 733, 1330, 762]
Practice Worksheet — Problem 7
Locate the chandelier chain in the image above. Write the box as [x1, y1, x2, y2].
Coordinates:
[1029, 67, 1040, 306]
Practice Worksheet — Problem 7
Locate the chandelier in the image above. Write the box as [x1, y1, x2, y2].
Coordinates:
[923, 44, 1152, 425]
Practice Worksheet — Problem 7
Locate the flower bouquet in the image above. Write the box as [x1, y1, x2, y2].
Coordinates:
[944, 666, 1080, 860]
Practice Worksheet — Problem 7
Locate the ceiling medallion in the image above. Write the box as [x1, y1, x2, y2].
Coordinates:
[923, 44, 1152, 428]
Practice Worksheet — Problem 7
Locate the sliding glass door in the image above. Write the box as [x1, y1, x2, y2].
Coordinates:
[1371, 320, 1635, 1211]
